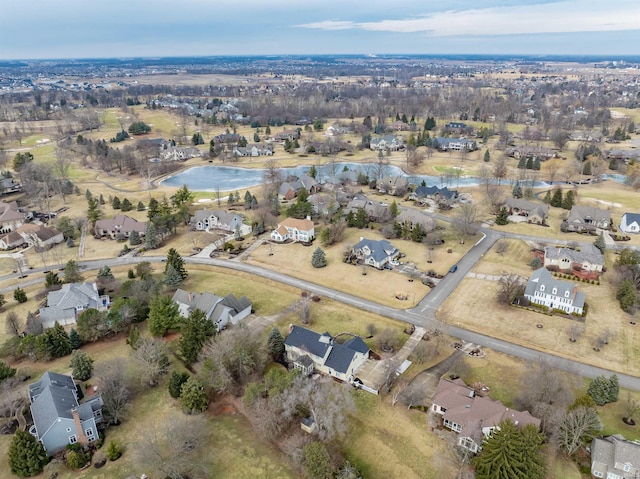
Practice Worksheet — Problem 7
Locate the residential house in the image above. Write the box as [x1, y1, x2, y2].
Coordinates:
[233, 144, 273, 157]
[620, 213, 640, 234]
[28, 372, 103, 455]
[270, 217, 315, 243]
[271, 130, 299, 142]
[524, 267, 586, 315]
[563, 206, 611, 233]
[387, 120, 410, 131]
[284, 325, 370, 382]
[431, 377, 540, 453]
[370, 135, 405, 151]
[325, 125, 350, 137]
[351, 238, 400, 269]
[395, 209, 436, 233]
[569, 130, 603, 142]
[409, 185, 459, 206]
[507, 145, 557, 160]
[40, 282, 110, 329]
[159, 146, 201, 162]
[0, 177, 22, 195]
[94, 215, 147, 240]
[503, 198, 549, 224]
[278, 175, 319, 201]
[591, 435, 640, 479]
[444, 122, 468, 134]
[308, 193, 339, 217]
[376, 176, 408, 196]
[344, 196, 389, 222]
[0, 231, 25, 250]
[0, 201, 25, 233]
[16, 224, 64, 249]
[172, 289, 252, 331]
[435, 137, 477, 151]
[191, 209, 243, 232]
[606, 149, 640, 164]
[543, 244, 604, 278]
[213, 133, 240, 145]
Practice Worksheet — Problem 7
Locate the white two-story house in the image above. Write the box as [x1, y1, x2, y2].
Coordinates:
[524, 267, 586, 315]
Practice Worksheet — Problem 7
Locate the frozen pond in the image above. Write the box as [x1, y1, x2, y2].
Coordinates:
[160, 162, 626, 192]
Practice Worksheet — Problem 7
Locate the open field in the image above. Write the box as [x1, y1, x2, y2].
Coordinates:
[472, 238, 535, 277]
[439, 276, 640, 376]
[247, 228, 434, 308]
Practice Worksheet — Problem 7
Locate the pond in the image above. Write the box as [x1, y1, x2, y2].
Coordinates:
[159, 162, 626, 192]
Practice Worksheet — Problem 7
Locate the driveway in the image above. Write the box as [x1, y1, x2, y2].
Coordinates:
[399, 348, 465, 407]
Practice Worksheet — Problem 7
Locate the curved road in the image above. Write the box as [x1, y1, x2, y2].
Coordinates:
[6, 226, 640, 390]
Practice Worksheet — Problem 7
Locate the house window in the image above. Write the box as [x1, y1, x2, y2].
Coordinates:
[540, 285, 545, 292]
[565, 291, 570, 297]
[69, 435, 77, 444]
[552, 288, 557, 295]
[85, 428, 95, 441]
[592, 472, 603, 478]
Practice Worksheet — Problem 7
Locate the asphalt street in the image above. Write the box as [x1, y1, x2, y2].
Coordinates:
[5, 225, 640, 390]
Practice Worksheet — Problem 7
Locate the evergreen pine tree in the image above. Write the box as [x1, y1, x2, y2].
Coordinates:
[526, 157, 534, 169]
[121, 198, 132, 211]
[129, 230, 142, 245]
[128, 325, 140, 349]
[512, 181, 523, 198]
[180, 377, 208, 414]
[168, 371, 190, 398]
[563, 190, 575, 210]
[137, 201, 145, 211]
[495, 207, 510, 225]
[517, 157, 526, 169]
[112, 196, 121, 209]
[550, 188, 563, 207]
[148, 295, 181, 337]
[145, 222, 160, 249]
[69, 329, 82, 349]
[594, 232, 606, 254]
[164, 264, 184, 289]
[178, 308, 216, 365]
[588, 376, 611, 405]
[8, 430, 49, 477]
[311, 247, 327, 268]
[165, 248, 188, 280]
[608, 374, 619, 403]
[267, 327, 285, 361]
[533, 157, 541, 170]
[473, 421, 545, 479]
[13, 287, 27, 303]
[70, 350, 93, 381]
[484, 150, 490, 162]
[543, 191, 551, 204]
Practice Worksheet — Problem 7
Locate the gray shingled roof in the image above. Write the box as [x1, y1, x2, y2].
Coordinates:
[221, 294, 251, 313]
[343, 336, 370, 354]
[592, 436, 640, 478]
[285, 325, 332, 358]
[353, 238, 399, 263]
[544, 244, 604, 266]
[191, 209, 241, 226]
[413, 185, 458, 199]
[567, 205, 610, 224]
[525, 268, 585, 309]
[324, 346, 357, 374]
[623, 212, 640, 226]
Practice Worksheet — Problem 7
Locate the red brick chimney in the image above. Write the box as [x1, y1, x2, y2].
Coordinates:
[72, 409, 89, 446]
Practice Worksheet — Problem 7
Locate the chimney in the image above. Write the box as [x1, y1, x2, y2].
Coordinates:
[72, 408, 89, 446]
[188, 292, 194, 302]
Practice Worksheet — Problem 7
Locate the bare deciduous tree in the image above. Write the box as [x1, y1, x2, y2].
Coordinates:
[136, 414, 209, 479]
[557, 406, 601, 456]
[567, 323, 585, 342]
[5, 312, 22, 337]
[452, 204, 479, 244]
[132, 338, 169, 387]
[497, 274, 524, 305]
[96, 359, 132, 425]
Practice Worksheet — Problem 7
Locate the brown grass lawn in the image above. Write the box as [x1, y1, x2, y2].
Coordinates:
[439, 277, 640, 377]
[183, 264, 301, 316]
[272, 298, 410, 352]
[247, 230, 432, 308]
[472, 238, 535, 277]
[346, 391, 458, 479]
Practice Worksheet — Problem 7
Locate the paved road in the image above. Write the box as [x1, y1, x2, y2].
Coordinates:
[6, 226, 640, 391]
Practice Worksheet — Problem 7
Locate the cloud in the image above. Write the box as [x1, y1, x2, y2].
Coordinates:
[298, 0, 640, 37]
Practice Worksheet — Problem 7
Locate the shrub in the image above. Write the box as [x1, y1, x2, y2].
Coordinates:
[67, 450, 88, 469]
[107, 441, 122, 461]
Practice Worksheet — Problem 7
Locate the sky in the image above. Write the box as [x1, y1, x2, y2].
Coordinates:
[1, 0, 640, 60]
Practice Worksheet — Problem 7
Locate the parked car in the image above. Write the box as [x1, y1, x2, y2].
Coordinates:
[449, 264, 458, 273]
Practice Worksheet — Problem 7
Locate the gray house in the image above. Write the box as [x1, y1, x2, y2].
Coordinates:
[563, 206, 611, 233]
[284, 325, 370, 383]
[29, 372, 103, 455]
[620, 213, 640, 234]
[172, 289, 252, 331]
[352, 238, 400, 270]
[396, 209, 436, 233]
[40, 283, 110, 329]
[191, 209, 243, 232]
[409, 185, 459, 206]
[591, 435, 640, 479]
[524, 268, 586, 315]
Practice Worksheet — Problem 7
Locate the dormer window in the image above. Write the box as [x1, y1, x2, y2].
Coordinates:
[552, 288, 557, 295]
[540, 285, 545, 292]
[624, 464, 631, 473]
[565, 291, 570, 297]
